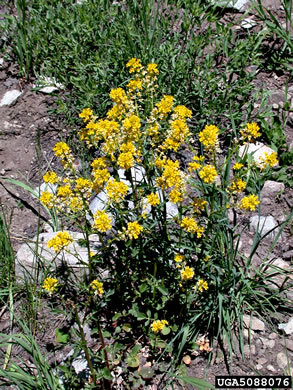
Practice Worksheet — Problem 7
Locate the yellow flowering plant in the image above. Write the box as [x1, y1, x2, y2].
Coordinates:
[33, 60, 286, 377]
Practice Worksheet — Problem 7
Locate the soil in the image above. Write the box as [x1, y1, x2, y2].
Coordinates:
[0, 1, 292, 389]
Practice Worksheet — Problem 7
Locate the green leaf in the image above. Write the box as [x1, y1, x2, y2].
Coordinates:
[112, 312, 122, 321]
[157, 285, 168, 296]
[122, 323, 132, 333]
[138, 366, 155, 379]
[127, 355, 139, 368]
[179, 375, 215, 389]
[156, 340, 166, 349]
[139, 283, 148, 293]
[56, 329, 70, 344]
[102, 367, 113, 381]
[161, 326, 170, 336]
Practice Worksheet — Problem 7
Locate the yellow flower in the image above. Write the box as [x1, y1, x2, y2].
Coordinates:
[126, 221, 143, 239]
[43, 171, 58, 184]
[240, 122, 260, 142]
[57, 185, 72, 198]
[194, 279, 208, 292]
[117, 152, 135, 170]
[47, 232, 73, 252]
[156, 95, 174, 116]
[106, 179, 128, 203]
[93, 210, 112, 233]
[40, 191, 54, 208]
[199, 165, 217, 184]
[109, 88, 128, 105]
[174, 254, 184, 263]
[188, 155, 204, 172]
[79, 108, 93, 122]
[193, 198, 207, 214]
[75, 178, 93, 193]
[53, 142, 70, 158]
[181, 217, 204, 237]
[173, 105, 192, 119]
[240, 194, 260, 211]
[123, 115, 141, 140]
[147, 192, 160, 206]
[128, 79, 142, 92]
[69, 196, 83, 212]
[90, 280, 104, 295]
[199, 125, 219, 150]
[146, 63, 159, 76]
[91, 158, 107, 170]
[42, 277, 58, 293]
[92, 169, 110, 190]
[126, 58, 143, 73]
[169, 188, 183, 204]
[162, 119, 190, 151]
[151, 320, 168, 333]
[156, 159, 183, 190]
[181, 266, 194, 281]
[229, 178, 246, 193]
[258, 152, 279, 170]
[233, 162, 244, 170]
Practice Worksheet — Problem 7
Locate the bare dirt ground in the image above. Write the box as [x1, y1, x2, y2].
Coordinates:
[0, 1, 292, 388]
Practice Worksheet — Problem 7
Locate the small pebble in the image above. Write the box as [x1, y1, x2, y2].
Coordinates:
[267, 364, 276, 372]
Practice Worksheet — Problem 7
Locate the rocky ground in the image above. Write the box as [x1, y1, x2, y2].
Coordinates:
[0, 0, 293, 388]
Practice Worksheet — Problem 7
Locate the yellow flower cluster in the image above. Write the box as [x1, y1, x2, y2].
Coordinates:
[199, 124, 219, 151]
[181, 266, 194, 281]
[195, 279, 208, 292]
[193, 198, 207, 214]
[181, 217, 204, 238]
[151, 319, 168, 333]
[199, 165, 217, 184]
[126, 221, 143, 240]
[162, 119, 190, 152]
[188, 155, 204, 172]
[42, 277, 58, 293]
[79, 108, 93, 123]
[174, 254, 184, 263]
[90, 279, 104, 295]
[258, 152, 279, 170]
[43, 171, 59, 184]
[233, 162, 244, 170]
[228, 178, 246, 193]
[53, 142, 74, 170]
[240, 194, 260, 211]
[40, 191, 54, 208]
[106, 179, 128, 203]
[93, 210, 112, 233]
[126, 58, 143, 74]
[47, 232, 73, 252]
[240, 122, 260, 142]
[147, 192, 160, 206]
[156, 159, 185, 204]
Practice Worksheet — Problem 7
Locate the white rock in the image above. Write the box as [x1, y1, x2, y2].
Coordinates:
[261, 180, 285, 199]
[35, 182, 58, 195]
[258, 357, 268, 365]
[0, 58, 4, 66]
[209, 0, 249, 11]
[72, 356, 89, 375]
[16, 231, 100, 280]
[0, 90, 22, 106]
[267, 364, 275, 372]
[277, 352, 288, 369]
[33, 76, 64, 94]
[239, 142, 278, 169]
[241, 18, 256, 29]
[228, 0, 249, 10]
[279, 317, 293, 335]
[243, 314, 265, 331]
[249, 215, 279, 241]
[244, 344, 256, 356]
[89, 191, 108, 215]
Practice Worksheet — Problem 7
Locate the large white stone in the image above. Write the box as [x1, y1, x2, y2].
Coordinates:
[239, 142, 278, 169]
[16, 231, 100, 280]
[209, 0, 249, 11]
[35, 182, 58, 195]
[261, 180, 285, 199]
[249, 215, 279, 241]
[243, 314, 265, 331]
[0, 90, 22, 106]
[279, 318, 293, 335]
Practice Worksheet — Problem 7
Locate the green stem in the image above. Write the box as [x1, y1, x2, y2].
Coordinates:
[74, 306, 96, 384]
